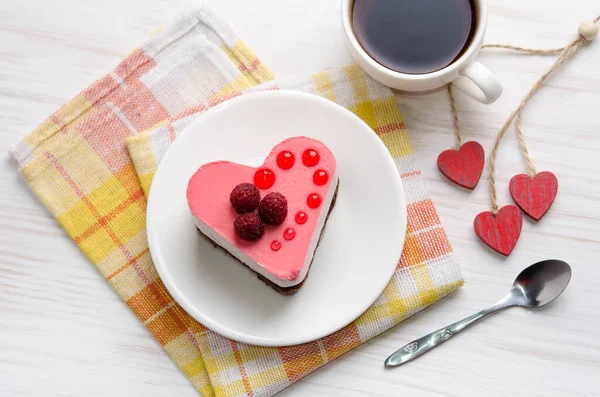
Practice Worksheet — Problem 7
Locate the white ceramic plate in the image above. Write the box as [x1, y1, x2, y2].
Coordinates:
[147, 91, 406, 346]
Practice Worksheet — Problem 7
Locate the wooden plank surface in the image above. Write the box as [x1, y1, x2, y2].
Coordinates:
[1, 0, 599, 395]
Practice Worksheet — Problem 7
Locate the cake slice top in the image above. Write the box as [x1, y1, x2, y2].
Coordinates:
[187, 137, 338, 282]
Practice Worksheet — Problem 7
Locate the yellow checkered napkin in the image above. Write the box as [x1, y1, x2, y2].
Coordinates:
[10, 5, 463, 397]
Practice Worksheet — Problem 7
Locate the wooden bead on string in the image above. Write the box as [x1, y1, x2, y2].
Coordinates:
[578, 20, 598, 41]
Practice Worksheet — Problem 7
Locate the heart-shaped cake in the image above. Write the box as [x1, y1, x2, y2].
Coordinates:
[186, 137, 339, 294]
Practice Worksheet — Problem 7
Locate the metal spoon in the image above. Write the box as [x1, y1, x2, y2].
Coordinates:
[385, 259, 572, 367]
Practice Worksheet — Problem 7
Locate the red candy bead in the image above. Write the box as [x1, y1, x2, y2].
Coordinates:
[307, 193, 322, 209]
[295, 211, 308, 225]
[254, 168, 275, 189]
[270, 240, 281, 251]
[283, 228, 296, 241]
[302, 149, 320, 167]
[276, 151, 295, 170]
[313, 169, 328, 186]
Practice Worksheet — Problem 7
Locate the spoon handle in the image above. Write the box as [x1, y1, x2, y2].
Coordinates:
[384, 298, 512, 367]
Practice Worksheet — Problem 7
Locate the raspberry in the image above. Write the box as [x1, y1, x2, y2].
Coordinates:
[258, 192, 288, 226]
[234, 212, 265, 241]
[230, 183, 261, 214]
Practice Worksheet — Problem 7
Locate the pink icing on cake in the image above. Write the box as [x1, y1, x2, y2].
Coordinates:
[186, 137, 338, 288]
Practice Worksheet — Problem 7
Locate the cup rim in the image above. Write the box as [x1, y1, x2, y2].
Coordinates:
[341, 0, 488, 80]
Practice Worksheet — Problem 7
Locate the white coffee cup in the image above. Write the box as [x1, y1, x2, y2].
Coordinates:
[341, 0, 502, 104]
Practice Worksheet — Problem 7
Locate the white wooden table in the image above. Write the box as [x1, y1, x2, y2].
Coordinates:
[1, 0, 599, 395]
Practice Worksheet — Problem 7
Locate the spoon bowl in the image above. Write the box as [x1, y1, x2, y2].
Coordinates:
[510, 259, 572, 308]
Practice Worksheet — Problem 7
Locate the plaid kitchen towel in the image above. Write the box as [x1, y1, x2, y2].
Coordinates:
[10, 4, 463, 397]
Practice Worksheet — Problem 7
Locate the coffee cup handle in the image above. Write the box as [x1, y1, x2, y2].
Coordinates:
[453, 61, 503, 104]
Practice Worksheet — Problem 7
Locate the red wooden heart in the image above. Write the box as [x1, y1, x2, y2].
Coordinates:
[509, 171, 558, 221]
[437, 141, 485, 189]
[474, 205, 523, 256]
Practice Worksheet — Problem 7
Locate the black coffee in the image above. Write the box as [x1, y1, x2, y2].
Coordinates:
[352, 0, 475, 74]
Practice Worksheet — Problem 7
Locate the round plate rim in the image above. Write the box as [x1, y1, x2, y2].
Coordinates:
[147, 90, 407, 346]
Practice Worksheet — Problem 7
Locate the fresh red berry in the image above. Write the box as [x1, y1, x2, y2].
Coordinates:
[258, 192, 288, 226]
[230, 183, 261, 214]
[234, 212, 265, 241]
